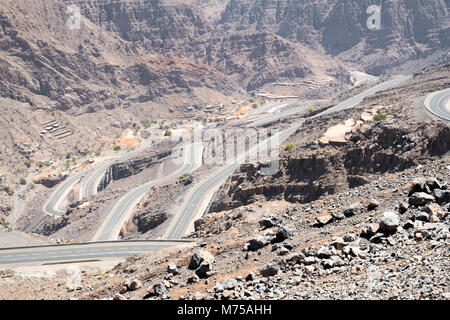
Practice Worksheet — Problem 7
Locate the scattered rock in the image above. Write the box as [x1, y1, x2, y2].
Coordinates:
[113, 293, 126, 300]
[188, 250, 214, 270]
[379, 211, 400, 232]
[367, 199, 380, 211]
[195, 261, 212, 279]
[275, 226, 294, 242]
[152, 283, 166, 296]
[260, 257, 285, 277]
[222, 278, 238, 290]
[409, 192, 435, 206]
[344, 203, 364, 217]
[119, 286, 127, 294]
[259, 215, 279, 228]
[316, 246, 332, 259]
[167, 262, 179, 275]
[247, 236, 269, 251]
[187, 275, 200, 284]
[315, 212, 334, 226]
[433, 189, 450, 205]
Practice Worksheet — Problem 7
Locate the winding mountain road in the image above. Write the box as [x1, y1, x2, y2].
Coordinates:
[423, 88, 450, 122]
[92, 141, 204, 241]
[1, 75, 414, 266]
[164, 75, 413, 239]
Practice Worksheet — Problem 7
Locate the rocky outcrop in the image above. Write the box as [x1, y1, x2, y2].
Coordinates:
[219, 0, 449, 75]
[210, 120, 450, 213]
[98, 150, 171, 192]
[33, 171, 67, 188]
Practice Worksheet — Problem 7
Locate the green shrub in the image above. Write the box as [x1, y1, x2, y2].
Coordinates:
[164, 129, 172, 137]
[19, 178, 27, 185]
[24, 159, 32, 168]
[284, 144, 295, 151]
[95, 151, 101, 156]
[373, 112, 387, 121]
[307, 107, 314, 113]
[113, 145, 121, 151]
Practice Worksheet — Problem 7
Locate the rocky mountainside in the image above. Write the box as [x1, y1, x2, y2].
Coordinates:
[210, 63, 450, 214]
[219, 0, 449, 74]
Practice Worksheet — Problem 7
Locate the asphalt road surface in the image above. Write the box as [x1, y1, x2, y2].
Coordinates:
[92, 141, 204, 241]
[44, 137, 156, 216]
[423, 88, 450, 122]
[0, 240, 193, 266]
[6, 75, 412, 266]
[165, 75, 413, 239]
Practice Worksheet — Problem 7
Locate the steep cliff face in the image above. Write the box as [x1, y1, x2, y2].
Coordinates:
[218, 0, 449, 74]
[75, 0, 349, 91]
[219, 0, 334, 48]
[0, 0, 237, 113]
[209, 121, 450, 213]
[0, 0, 447, 116]
[323, 0, 449, 74]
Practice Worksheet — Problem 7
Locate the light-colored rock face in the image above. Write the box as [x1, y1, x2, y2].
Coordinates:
[380, 211, 400, 232]
[319, 118, 360, 145]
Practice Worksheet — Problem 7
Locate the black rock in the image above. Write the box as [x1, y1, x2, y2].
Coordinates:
[409, 192, 435, 206]
[247, 236, 269, 251]
[344, 203, 364, 217]
[275, 226, 295, 242]
[433, 189, 450, 205]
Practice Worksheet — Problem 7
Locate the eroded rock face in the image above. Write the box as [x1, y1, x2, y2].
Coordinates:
[97, 150, 171, 192]
[33, 171, 67, 188]
[219, 0, 449, 74]
[210, 121, 450, 214]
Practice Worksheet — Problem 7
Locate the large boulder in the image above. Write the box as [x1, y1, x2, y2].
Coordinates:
[247, 236, 269, 251]
[188, 250, 214, 270]
[379, 211, 400, 232]
[409, 192, 436, 206]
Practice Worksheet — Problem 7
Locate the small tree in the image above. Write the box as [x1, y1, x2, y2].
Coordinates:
[114, 145, 121, 151]
[19, 178, 27, 185]
[164, 129, 172, 137]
